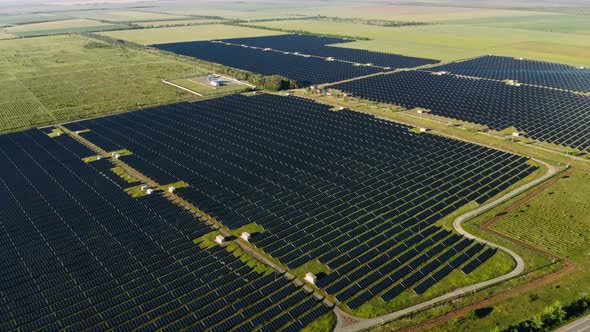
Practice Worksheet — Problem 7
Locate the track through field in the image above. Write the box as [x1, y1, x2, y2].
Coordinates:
[397, 170, 577, 332]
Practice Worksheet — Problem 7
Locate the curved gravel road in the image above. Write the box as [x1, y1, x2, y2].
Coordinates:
[334, 159, 562, 332]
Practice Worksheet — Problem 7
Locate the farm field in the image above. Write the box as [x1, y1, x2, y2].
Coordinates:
[144, 4, 555, 22]
[0, 13, 70, 25]
[0, 35, 198, 133]
[135, 19, 226, 28]
[283, 4, 557, 22]
[0, 30, 14, 39]
[445, 14, 590, 35]
[139, 2, 323, 20]
[63, 93, 537, 314]
[4, 19, 127, 37]
[491, 173, 590, 262]
[62, 9, 190, 22]
[100, 24, 284, 45]
[246, 20, 590, 67]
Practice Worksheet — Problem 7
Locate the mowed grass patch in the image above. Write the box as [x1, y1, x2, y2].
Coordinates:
[491, 172, 590, 265]
[99, 24, 285, 45]
[6, 19, 127, 37]
[168, 77, 250, 97]
[0, 35, 196, 133]
[301, 311, 337, 332]
[247, 20, 590, 67]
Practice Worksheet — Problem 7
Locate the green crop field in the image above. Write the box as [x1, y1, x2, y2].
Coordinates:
[62, 10, 190, 22]
[137, 3, 552, 22]
[5, 19, 127, 37]
[135, 19, 226, 28]
[492, 173, 590, 263]
[246, 20, 590, 67]
[99, 24, 284, 45]
[446, 14, 590, 35]
[0, 35, 201, 133]
[138, 2, 321, 20]
[0, 13, 70, 25]
[0, 30, 15, 39]
[286, 4, 554, 22]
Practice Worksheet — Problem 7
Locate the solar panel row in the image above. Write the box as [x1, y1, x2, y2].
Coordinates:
[66, 94, 531, 308]
[0, 130, 328, 331]
[428, 55, 590, 92]
[462, 248, 498, 274]
[217, 34, 439, 69]
[331, 71, 590, 151]
[152, 35, 438, 86]
[153, 41, 382, 86]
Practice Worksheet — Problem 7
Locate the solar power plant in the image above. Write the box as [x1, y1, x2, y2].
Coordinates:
[427, 55, 590, 92]
[152, 41, 383, 86]
[212, 34, 440, 69]
[63, 93, 537, 308]
[0, 130, 329, 331]
[330, 71, 590, 151]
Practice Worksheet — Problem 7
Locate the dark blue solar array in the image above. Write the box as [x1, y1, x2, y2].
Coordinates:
[462, 248, 497, 274]
[0, 130, 328, 331]
[427, 55, 590, 92]
[331, 71, 590, 151]
[65, 94, 534, 308]
[216, 34, 439, 69]
[153, 41, 382, 86]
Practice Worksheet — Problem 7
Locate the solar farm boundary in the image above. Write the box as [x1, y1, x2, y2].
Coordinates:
[317, 55, 483, 88]
[333, 159, 562, 332]
[259, 92, 577, 330]
[56, 124, 337, 313]
[418, 69, 589, 95]
[294, 88, 590, 167]
[397, 106, 590, 164]
[210, 39, 394, 70]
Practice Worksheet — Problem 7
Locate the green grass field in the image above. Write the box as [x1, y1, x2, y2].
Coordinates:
[62, 10, 190, 22]
[100, 24, 284, 45]
[286, 4, 554, 22]
[445, 14, 590, 35]
[0, 13, 70, 25]
[169, 76, 250, 97]
[138, 3, 553, 22]
[0, 35, 199, 133]
[492, 173, 590, 263]
[247, 20, 590, 67]
[5, 19, 127, 37]
[0, 30, 15, 39]
[135, 19, 226, 28]
[420, 171, 590, 332]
